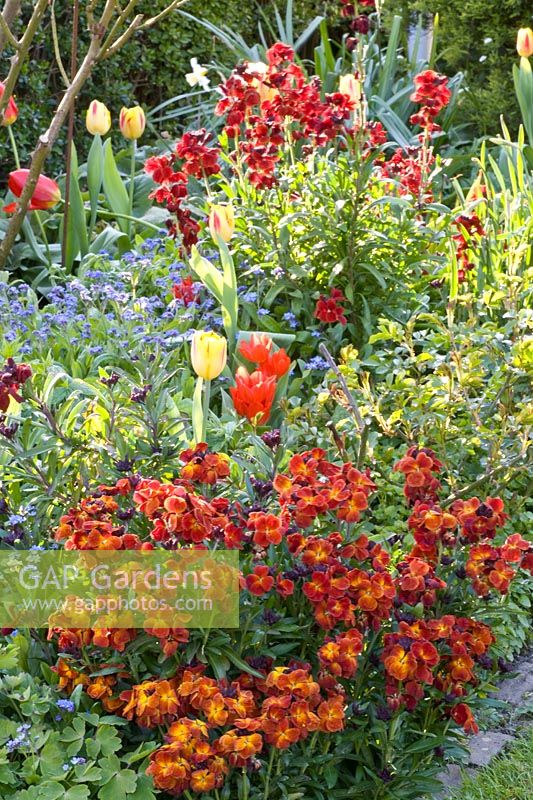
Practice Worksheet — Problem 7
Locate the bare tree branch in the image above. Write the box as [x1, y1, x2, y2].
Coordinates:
[0, 0, 21, 53]
[0, 0, 49, 120]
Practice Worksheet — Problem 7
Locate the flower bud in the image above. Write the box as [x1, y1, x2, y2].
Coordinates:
[338, 74, 361, 105]
[208, 204, 235, 243]
[191, 331, 227, 380]
[119, 105, 146, 140]
[3, 170, 61, 214]
[0, 81, 18, 126]
[517, 28, 533, 58]
[86, 99, 111, 135]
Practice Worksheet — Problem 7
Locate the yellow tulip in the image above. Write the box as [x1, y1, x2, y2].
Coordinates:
[339, 74, 361, 105]
[209, 204, 235, 243]
[191, 331, 227, 380]
[119, 105, 146, 140]
[517, 28, 533, 58]
[85, 99, 111, 135]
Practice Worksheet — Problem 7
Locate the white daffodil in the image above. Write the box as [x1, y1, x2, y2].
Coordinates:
[185, 58, 210, 91]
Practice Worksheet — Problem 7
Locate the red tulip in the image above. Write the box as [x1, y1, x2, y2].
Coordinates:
[3, 169, 61, 214]
[229, 367, 277, 425]
[0, 81, 18, 126]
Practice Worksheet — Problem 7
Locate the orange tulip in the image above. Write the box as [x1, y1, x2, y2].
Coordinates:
[3, 169, 61, 214]
[0, 81, 18, 126]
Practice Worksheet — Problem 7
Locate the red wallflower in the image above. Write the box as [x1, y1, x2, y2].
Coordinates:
[394, 446, 442, 504]
[452, 213, 485, 282]
[451, 496, 506, 542]
[179, 442, 230, 485]
[314, 288, 347, 325]
[244, 565, 274, 595]
[172, 276, 200, 306]
[248, 512, 284, 546]
[0, 358, 32, 412]
[410, 70, 451, 122]
[450, 702, 478, 734]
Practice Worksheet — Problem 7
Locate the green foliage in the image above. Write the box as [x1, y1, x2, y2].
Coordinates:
[384, 0, 533, 135]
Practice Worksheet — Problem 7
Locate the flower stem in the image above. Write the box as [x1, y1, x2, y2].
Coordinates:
[34, 211, 52, 266]
[8, 125, 20, 169]
[201, 378, 211, 443]
[128, 138, 137, 239]
[263, 747, 276, 800]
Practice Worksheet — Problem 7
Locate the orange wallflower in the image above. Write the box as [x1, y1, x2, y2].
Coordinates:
[121, 678, 181, 727]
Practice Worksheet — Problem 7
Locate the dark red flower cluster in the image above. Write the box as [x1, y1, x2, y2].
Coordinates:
[172, 276, 200, 306]
[145, 129, 220, 249]
[466, 534, 533, 596]
[133, 479, 234, 546]
[395, 557, 446, 606]
[230, 334, 291, 425]
[144, 663, 345, 796]
[409, 70, 451, 133]
[393, 446, 443, 504]
[407, 501, 458, 559]
[380, 146, 435, 200]
[280, 530, 393, 631]
[54, 483, 151, 550]
[451, 496, 507, 543]
[314, 288, 348, 325]
[0, 357, 31, 412]
[382, 614, 493, 728]
[339, 0, 375, 39]
[179, 442, 231, 485]
[214, 44, 355, 188]
[274, 447, 376, 527]
[452, 213, 485, 283]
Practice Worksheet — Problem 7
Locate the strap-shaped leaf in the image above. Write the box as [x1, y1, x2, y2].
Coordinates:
[67, 143, 89, 265]
[87, 134, 104, 235]
[190, 245, 225, 303]
[102, 139, 129, 233]
[191, 376, 204, 445]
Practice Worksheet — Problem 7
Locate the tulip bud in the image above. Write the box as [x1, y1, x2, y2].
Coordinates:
[191, 331, 227, 380]
[209, 204, 235, 243]
[3, 169, 61, 214]
[0, 81, 18, 126]
[119, 105, 146, 140]
[338, 74, 362, 105]
[86, 99, 111, 135]
[517, 28, 533, 58]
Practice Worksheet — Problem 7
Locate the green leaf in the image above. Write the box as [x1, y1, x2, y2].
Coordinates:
[35, 782, 64, 800]
[66, 142, 89, 267]
[218, 238, 239, 344]
[87, 134, 104, 235]
[98, 770, 137, 800]
[190, 246, 224, 303]
[102, 139, 130, 233]
[129, 775, 156, 800]
[64, 788, 90, 800]
[192, 376, 204, 445]
[219, 647, 265, 678]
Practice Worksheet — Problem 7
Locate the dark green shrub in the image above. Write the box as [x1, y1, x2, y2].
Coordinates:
[384, 0, 533, 135]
